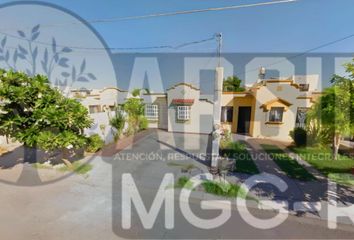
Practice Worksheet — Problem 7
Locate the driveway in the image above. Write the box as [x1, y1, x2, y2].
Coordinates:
[0, 130, 353, 239]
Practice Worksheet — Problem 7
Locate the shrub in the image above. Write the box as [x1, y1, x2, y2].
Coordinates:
[202, 181, 249, 199]
[139, 116, 149, 130]
[175, 176, 194, 189]
[229, 141, 246, 151]
[220, 139, 246, 151]
[220, 129, 232, 150]
[290, 127, 308, 147]
[123, 98, 145, 134]
[110, 110, 125, 140]
[86, 134, 104, 153]
[307, 124, 331, 147]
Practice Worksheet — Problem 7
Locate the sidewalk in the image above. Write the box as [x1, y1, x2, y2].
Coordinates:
[100, 129, 154, 157]
[223, 137, 354, 225]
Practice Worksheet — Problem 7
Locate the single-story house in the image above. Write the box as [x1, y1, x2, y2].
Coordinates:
[142, 75, 321, 141]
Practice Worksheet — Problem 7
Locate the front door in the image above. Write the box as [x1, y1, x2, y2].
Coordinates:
[237, 107, 252, 134]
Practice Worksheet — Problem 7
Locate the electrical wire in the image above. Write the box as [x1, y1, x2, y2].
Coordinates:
[0, 31, 216, 51]
[239, 32, 354, 75]
[0, 0, 297, 31]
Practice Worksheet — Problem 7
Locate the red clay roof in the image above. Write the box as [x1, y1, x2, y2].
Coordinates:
[171, 99, 195, 105]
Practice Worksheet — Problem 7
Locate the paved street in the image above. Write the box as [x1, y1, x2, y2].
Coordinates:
[0, 130, 353, 239]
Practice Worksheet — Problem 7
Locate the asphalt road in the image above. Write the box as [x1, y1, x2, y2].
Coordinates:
[0, 130, 353, 239]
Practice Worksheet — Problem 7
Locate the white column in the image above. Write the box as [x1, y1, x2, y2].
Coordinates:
[211, 67, 224, 169]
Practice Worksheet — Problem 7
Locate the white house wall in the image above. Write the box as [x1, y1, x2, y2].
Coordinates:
[167, 85, 213, 134]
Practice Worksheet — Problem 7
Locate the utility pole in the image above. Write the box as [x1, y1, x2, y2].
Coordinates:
[210, 33, 224, 174]
[216, 33, 222, 68]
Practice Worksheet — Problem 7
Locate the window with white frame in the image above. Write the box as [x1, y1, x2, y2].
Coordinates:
[269, 107, 284, 123]
[177, 106, 190, 121]
[145, 104, 158, 120]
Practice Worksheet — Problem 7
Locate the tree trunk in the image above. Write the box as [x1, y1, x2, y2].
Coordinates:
[332, 134, 341, 160]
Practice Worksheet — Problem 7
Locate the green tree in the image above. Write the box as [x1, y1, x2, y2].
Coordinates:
[131, 88, 141, 97]
[307, 60, 354, 160]
[123, 97, 146, 135]
[223, 76, 245, 92]
[0, 69, 92, 162]
[131, 88, 150, 97]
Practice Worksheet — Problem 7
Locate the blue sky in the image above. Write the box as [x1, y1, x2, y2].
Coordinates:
[0, 0, 353, 91]
[1, 0, 353, 53]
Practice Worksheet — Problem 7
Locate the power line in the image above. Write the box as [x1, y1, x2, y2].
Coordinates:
[240, 32, 354, 75]
[85, 0, 297, 24]
[0, 31, 216, 51]
[0, 0, 297, 31]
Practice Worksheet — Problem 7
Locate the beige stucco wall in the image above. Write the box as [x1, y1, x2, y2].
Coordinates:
[72, 88, 129, 112]
[252, 81, 314, 141]
[221, 94, 236, 107]
[292, 75, 320, 92]
[167, 84, 213, 134]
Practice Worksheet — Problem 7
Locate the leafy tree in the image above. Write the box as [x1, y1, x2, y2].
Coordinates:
[131, 88, 150, 97]
[131, 88, 141, 97]
[223, 76, 245, 92]
[0, 69, 92, 162]
[123, 97, 146, 135]
[307, 60, 354, 160]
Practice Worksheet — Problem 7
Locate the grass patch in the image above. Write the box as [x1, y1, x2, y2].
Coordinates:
[174, 176, 194, 189]
[202, 181, 254, 200]
[220, 141, 259, 175]
[174, 177, 256, 200]
[33, 161, 93, 175]
[290, 146, 354, 176]
[328, 173, 354, 187]
[58, 161, 93, 175]
[261, 144, 316, 181]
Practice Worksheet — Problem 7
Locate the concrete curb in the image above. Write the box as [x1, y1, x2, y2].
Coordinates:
[170, 181, 354, 228]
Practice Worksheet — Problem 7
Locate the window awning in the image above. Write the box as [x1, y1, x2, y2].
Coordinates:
[260, 98, 292, 112]
[171, 99, 194, 105]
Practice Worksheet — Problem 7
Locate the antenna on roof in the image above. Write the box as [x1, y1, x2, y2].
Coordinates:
[259, 66, 266, 80]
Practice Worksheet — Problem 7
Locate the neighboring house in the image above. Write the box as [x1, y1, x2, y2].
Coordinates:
[69, 87, 130, 143]
[69, 87, 129, 114]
